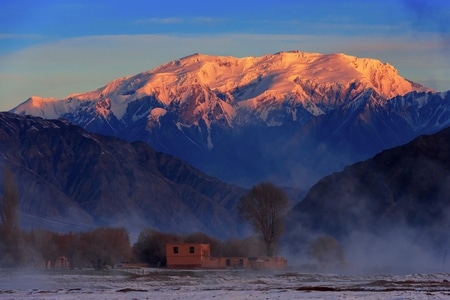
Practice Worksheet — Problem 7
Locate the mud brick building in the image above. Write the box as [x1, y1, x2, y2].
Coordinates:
[166, 243, 287, 270]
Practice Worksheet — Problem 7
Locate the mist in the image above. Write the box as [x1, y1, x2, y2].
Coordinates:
[282, 182, 450, 274]
[283, 192, 450, 274]
[343, 227, 448, 274]
[281, 224, 448, 275]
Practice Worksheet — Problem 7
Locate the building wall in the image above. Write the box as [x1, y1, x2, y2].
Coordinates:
[166, 243, 287, 270]
[200, 257, 250, 269]
[201, 257, 221, 269]
[44, 256, 69, 269]
[218, 257, 249, 269]
[166, 243, 210, 269]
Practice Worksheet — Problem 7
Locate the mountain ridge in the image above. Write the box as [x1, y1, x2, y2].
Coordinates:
[0, 112, 247, 237]
[287, 125, 450, 246]
[16, 51, 430, 121]
[11, 50, 449, 188]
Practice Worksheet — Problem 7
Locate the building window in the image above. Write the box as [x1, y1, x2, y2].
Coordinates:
[239, 259, 244, 268]
[189, 246, 195, 253]
[173, 246, 178, 254]
[226, 259, 231, 267]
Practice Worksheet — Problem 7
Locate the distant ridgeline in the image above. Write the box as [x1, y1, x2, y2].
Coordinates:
[0, 112, 246, 238]
[11, 51, 450, 189]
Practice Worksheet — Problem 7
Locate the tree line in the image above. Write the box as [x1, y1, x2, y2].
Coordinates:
[3, 227, 132, 269]
[0, 226, 269, 269]
[0, 167, 133, 269]
[1, 168, 345, 269]
[0, 167, 270, 269]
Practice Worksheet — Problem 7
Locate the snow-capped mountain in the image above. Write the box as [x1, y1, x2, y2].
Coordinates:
[11, 51, 450, 188]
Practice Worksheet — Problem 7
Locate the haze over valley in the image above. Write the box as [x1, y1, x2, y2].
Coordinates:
[1, 1, 450, 298]
[1, 50, 450, 272]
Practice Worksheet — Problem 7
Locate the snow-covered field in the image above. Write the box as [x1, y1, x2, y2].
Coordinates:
[1, 268, 449, 300]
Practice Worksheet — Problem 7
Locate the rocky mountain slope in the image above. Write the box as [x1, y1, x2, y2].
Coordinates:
[11, 51, 450, 188]
[0, 112, 246, 237]
[287, 126, 450, 248]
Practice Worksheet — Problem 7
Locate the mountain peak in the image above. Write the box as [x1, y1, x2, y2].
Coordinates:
[14, 51, 430, 114]
[11, 50, 434, 139]
[10, 50, 449, 189]
[27, 96, 58, 105]
[154, 51, 429, 99]
[12, 96, 59, 119]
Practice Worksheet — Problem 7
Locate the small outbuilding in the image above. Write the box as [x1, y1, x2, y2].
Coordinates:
[166, 243, 287, 270]
[166, 243, 212, 269]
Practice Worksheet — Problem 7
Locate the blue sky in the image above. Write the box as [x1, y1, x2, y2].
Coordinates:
[1, 0, 449, 111]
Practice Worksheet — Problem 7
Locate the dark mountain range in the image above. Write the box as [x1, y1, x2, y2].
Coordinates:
[0, 112, 247, 238]
[12, 51, 450, 189]
[287, 126, 450, 250]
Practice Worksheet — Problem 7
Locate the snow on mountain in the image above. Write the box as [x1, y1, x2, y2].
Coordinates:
[13, 51, 429, 125]
[11, 50, 448, 188]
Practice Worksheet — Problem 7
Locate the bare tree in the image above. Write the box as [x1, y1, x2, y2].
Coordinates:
[133, 229, 182, 267]
[63, 232, 83, 269]
[30, 229, 59, 268]
[237, 182, 289, 256]
[0, 167, 20, 266]
[0, 167, 19, 236]
[80, 227, 132, 270]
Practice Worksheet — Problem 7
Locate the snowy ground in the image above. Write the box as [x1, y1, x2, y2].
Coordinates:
[1, 268, 450, 300]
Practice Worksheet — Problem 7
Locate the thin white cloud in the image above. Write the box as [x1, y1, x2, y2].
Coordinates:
[191, 17, 228, 24]
[134, 17, 228, 25]
[0, 33, 47, 40]
[135, 17, 183, 25]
